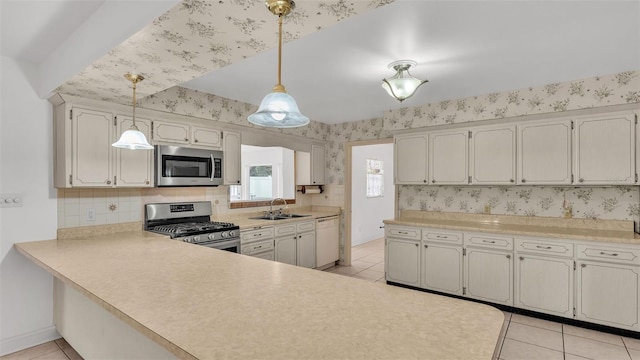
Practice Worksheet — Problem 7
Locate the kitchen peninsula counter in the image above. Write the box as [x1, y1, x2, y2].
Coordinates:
[385, 211, 640, 244]
[16, 232, 504, 360]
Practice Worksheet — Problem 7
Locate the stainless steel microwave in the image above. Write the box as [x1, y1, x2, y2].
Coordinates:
[155, 145, 223, 187]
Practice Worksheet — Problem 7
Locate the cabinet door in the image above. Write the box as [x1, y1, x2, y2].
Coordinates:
[152, 120, 190, 144]
[385, 238, 420, 287]
[470, 125, 516, 185]
[275, 236, 296, 266]
[518, 120, 572, 185]
[297, 232, 316, 269]
[574, 113, 636, 184]
[429, 130, 468, 185]
[115, 115, 153, 187]
[72, 107, 114, 187]
[311, 144, 325, 185]
[576, 261, 639, 330]
[464, 248, 513, 305]
[394, 134, 428, 184]
[515, 254, 573, 318]
[223, 130, 241, 185]
[191, 126, 221, 149]
[421, 243, 463, 295]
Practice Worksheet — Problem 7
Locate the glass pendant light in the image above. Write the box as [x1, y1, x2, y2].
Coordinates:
[248, 0, 309, 128]
[381, 60, 428, 102]
[112, 73, 153, 150]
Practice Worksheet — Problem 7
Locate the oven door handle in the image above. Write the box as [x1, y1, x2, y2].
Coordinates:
[210, 154, 215, 182]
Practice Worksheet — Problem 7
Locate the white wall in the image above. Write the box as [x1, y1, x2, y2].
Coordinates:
[351, 143, 394, 246]
[0, 57, 60, 355]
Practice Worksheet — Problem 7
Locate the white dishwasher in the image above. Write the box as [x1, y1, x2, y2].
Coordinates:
[316, 216, 340, 270]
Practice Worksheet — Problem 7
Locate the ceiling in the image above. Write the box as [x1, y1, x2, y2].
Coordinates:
[2, 0, 639, 125]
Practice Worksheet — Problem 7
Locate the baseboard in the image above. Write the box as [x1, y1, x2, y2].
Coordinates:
[0, 326, 60, 356]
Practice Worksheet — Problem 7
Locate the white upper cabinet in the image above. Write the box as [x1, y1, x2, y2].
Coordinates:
[394, 134, 428, 184]
[222, 130, 241, 185]
[469, 125, 516, 185]
[115, 115, 153, 187]
[296, 144, 326, 185]
[191, 126, 222, 149]
[517, 119, 572, 185]
[573, 112, 637, 185]
[71, 108, 114, 187]
[152, 120, 190, 145]
[429, 130, 469, 185]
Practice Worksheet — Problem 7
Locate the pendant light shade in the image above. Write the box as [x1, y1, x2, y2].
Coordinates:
[247, 0, 309, 128]
[381, 60, 428, 102]
[112, 73, 153, 150]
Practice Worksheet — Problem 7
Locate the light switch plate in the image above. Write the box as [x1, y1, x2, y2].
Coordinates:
[0, 193, 23, 208]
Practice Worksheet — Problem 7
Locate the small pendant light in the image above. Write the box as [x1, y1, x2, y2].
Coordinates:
[381, 60, 428, 102]
[247, 0, 309, 128]
[112, 73, 154, 150]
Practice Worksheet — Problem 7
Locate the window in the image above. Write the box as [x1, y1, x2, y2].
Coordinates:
[248, 165, 272, 200]
[366, 159, 384, 198]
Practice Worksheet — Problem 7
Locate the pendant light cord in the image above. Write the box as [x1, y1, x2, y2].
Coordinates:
[131, 80, 137, 127]
[277, 14, 283, 88]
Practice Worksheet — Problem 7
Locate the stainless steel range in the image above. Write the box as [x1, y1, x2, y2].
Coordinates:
[144, 202, 240, 253]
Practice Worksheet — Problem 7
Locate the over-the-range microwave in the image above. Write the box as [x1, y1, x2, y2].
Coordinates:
[155, 145, 223, 187]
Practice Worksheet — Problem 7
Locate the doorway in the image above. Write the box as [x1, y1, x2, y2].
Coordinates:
[344, 139, 395, 266]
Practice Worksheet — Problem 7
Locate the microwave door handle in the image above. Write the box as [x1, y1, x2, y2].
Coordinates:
[210, 154, 215, 182]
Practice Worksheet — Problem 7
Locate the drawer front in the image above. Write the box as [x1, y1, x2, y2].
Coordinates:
[252, 250, 275, 261]
[274, 224, 296, 237]
[240, 227, 274, 243]
[296, 221, 315, 233]
[386, 226, 421, 240]
[516, 238, 573, 257]
[465, 233, 513, 250]
[422, 229, 462, 244]
[242, 239, 274, 255]
[576, 244, 640, 265]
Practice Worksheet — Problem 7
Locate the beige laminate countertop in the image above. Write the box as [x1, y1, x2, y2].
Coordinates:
[213, 208, 341, 230]
[16, 231, 504, 360]
[384, 211, 640, 244]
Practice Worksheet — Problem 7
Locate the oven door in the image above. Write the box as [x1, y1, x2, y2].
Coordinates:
[200, 238, 241, 253]
[155, 145, 223, 187]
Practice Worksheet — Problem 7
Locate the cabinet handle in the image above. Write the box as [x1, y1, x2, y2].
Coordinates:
[510, 179, 514, 183]
[521, 179, 526, 183]
[519, 256, 524, 260]
[424, 244, 428, 248]
[506, 255, 511, 259]
[536, 245, 552, 250]
[237, 180, 240, 184]
[254, 245, 262, 249]
[398, 231, 408, 234]
[106, 180, 112, 185]
[184, 138, 189, 142]
[415, 243, 419, 247]
[253, 233, 262, 237]
[599, 251, 619, 257]
[579, 178, 584, 183]
[423, 179, 427, 183]
[482, 240, 496, 244]
[435, 235, 447, 239]
[194, 139, 198, 143]
[145, 180, 150, 185]
[581, 264, 586, 268]
[432, 179, 436, 184]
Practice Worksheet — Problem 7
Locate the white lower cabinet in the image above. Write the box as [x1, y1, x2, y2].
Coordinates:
[421, 242, 463, 295]
[386, 238, 420, 287]
[240, 226, 275, 260]
[464, 247, 513, 306]
[274, 221, 316, 268]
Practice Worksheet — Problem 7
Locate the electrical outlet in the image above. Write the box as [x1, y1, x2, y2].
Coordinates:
[87, 208, 96, 221]
[0, 193, 23, 208]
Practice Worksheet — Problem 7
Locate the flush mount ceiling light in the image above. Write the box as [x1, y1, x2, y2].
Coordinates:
[381, 60, 428, 102]
[112, 73, 153, 150]
[247, 0, 309, 128]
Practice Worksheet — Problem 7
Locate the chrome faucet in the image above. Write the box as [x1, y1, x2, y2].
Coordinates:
[270, 197, 287, 216]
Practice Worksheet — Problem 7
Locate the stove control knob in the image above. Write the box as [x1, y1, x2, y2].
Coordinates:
[183, 237, 191, 243]
[208, 234, 216, 241]
[229, 230, 237, 237]
[221, 231, 228, 238]
[193, 236, 200, 243]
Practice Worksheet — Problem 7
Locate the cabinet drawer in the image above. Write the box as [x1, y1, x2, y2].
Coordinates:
[465, 233, 513, 250]
[516, 238, 573, 257]
[252, 250, 275, 261]
[386, 226, 421, 240]
[422, 229, 462, 244]
[240, 227, 274, 243]
[274, 224, 296, 237]
[296, 221, 315, 233]
[576, 244, 640, 265]
[242, 239, 274, 255]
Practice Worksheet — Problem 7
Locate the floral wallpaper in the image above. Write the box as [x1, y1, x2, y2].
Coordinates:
[54, 0, 393, 104]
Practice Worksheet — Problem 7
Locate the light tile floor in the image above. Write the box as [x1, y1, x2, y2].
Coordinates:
[5, 237, 639, 360]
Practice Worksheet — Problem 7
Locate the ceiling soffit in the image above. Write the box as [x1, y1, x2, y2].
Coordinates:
[55, 0, 394, 105]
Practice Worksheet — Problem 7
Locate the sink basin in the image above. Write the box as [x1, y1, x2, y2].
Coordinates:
[249, 214, 310, 221]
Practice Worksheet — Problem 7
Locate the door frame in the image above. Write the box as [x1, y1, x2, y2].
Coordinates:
[343, 138, 395, 266]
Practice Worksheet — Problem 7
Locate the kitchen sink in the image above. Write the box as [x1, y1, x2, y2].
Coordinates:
[249, 214, 310, 221]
